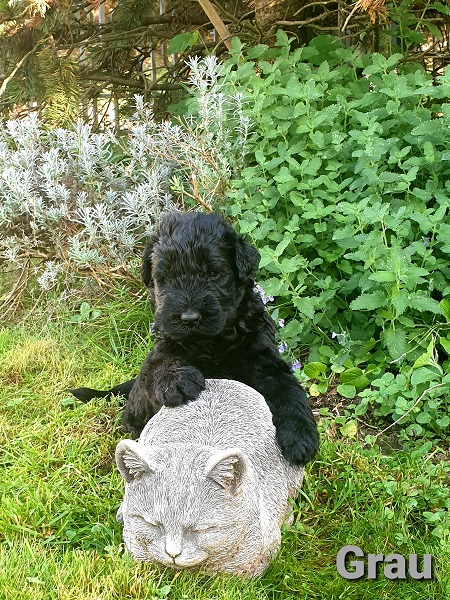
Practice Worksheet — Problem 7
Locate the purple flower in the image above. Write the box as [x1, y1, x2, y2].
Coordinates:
[278, 318, 285, 328]
[254, 284, 274, 305]
[278, 342, 288, 354]
[255, 284, 267, 304]
[150, 322, 155, 332]
[291, 360, 302, 371]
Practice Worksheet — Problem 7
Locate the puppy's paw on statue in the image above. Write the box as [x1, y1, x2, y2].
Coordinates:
[154, 366, 205, 407]
[275, 417, 319, 467]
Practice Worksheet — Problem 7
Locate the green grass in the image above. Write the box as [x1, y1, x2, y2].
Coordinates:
[1, 299, 449, 600]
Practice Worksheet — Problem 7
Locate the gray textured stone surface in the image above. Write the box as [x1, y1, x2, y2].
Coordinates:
[115, 379, 304, 576]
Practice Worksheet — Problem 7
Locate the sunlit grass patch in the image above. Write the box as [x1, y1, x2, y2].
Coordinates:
[0, 305, 449, 600]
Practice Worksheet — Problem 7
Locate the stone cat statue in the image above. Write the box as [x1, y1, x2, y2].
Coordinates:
[115, 379, 304, 576]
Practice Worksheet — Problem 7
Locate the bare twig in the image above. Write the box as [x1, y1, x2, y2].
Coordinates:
[341, 2, 360, 32]
[276, 12, 339, 27]
[294, 1, 341, 16]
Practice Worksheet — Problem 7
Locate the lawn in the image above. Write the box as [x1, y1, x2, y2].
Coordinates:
[0, 295, 449, 600]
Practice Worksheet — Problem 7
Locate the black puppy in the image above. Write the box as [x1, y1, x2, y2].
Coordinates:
[71, 211, 319, 466]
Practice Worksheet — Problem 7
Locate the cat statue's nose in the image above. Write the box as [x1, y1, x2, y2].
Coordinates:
[165, 534, 182, 560]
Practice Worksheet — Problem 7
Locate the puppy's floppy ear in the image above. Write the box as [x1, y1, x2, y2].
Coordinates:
[142, 211, 183, 286]
[141, 231, 159, 287]
[158, 210, 183, 236]
[234, 235, 260, 282]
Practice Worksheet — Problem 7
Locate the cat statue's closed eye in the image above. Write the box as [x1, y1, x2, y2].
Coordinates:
[115, 379, 305, 576]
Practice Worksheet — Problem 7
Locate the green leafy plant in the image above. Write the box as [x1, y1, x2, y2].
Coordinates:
[69, 302, 101, 325]
[182, 32, 450, 446]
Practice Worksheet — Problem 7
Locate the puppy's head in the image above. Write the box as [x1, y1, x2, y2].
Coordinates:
[142, 211, 260, 340]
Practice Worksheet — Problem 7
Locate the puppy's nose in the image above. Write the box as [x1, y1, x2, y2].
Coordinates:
[180, 309, 201, 324]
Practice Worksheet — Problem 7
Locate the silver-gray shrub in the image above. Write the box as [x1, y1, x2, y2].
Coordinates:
[0, 56, 251, 305]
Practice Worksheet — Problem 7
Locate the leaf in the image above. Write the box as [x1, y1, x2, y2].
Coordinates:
[293, 296, 315, 319]
[258, 247, 275, 269]
[275, 29, 291, 47]
[340, 367, 370, 391]
[157, 585, 172, 597]
[247, 44, 269, 59]
[365, 434, 377, 445]
[411, 121, 445, 138]
[167, 31, 199, 54]
[80, 301, 91, 314]
[423, 511, 444, 523]
[350, 291, 387, 311]
[416, 411, 432, 424]
[411, 367, 438, 386]
[304, 362, 327, 378]
[280, 256, 305, 274]
[437, 416, 450, 429]
[7, 398, 23, 407]
[382, 328, 407, 360]
[368, 271, 397, 282]
[440, 299, 450, 322]
[355, 402, 369, 416]
[319, 345, 335, 358]
[308, 383, 321, 397]
[60, 397, 79, 407]
[410, 441, 433, 458]
[386, 53, 404, 68]
[372, 373, 395, 387]
[439, 337, 450, 356]
[413, 352, 435, 369]
[274, 238, 290, 257]
[336, 384, 356, 399]
[427, 22, 443, 40]
[409, 294, 444, 315]
[391, 289, 409, 317]
[433, 1, 450, 15]
[273, 106, 295, 120]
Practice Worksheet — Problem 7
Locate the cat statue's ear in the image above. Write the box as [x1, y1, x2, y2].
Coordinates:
[205, 448, 247, 495]
[116, 440, 155, 483]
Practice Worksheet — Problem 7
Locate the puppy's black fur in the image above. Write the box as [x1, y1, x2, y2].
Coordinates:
[71, 211, 319, 466]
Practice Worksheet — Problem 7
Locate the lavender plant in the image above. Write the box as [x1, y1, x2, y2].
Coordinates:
[0, 57, 251, 315]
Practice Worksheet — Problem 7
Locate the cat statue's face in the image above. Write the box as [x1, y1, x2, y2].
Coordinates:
[116, 440, 257, 571]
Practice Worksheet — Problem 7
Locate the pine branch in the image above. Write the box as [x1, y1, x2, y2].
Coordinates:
[0, 38, 49, 99]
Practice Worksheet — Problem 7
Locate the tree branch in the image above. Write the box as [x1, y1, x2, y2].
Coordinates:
[141, 16, 209, 26]
[0, 38, 49, 99]
[197, 0, 233, 51]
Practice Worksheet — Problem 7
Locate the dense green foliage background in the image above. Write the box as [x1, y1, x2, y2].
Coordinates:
[180, 33, 450, 454]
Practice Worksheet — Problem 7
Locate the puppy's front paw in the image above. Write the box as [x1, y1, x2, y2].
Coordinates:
[275, 417, 319, 467]
[154, 365, 205, 408]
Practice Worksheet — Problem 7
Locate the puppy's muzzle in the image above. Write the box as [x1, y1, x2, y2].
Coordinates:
[180, 309, 202, 324]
